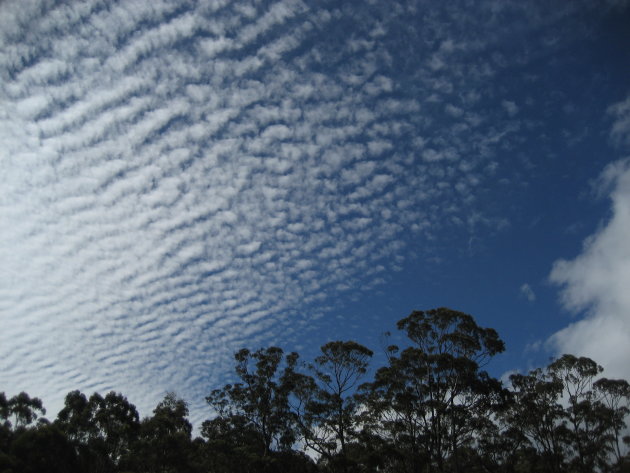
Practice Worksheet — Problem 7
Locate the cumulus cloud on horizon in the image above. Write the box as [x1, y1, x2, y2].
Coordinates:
[549, 95, 630, 380]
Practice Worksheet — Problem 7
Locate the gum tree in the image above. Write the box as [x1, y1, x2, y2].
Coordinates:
[363, 308, 505, 473]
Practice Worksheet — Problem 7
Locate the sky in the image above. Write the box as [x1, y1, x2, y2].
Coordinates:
[1, 0, 630, 428]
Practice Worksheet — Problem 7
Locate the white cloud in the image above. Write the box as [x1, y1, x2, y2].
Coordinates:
[200, 36, 234, 57]
[445, 104, 464, 118]
[519, 283, 536, 302]
[502, 100, 519, 116]
[609, 95, 630, 147]
[549, 97, 630, 380]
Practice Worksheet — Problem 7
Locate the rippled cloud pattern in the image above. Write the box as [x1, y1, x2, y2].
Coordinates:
[1, 0, 621, 423]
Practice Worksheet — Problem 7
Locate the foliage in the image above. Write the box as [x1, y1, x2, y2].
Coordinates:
[205, 346, 299, 458]
[1, 307, 629, 473]
[360, 308, 506, 473]
[293, 340, 373, 472]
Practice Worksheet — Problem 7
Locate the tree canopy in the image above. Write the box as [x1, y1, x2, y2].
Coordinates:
[2, 307, 629, 473]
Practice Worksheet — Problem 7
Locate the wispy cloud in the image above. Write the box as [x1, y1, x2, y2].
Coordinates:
[519, 283, 536, 302]
[609, 95, 630, 147]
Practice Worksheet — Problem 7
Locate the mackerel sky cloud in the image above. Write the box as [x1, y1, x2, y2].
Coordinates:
[1, 0, 629, 426]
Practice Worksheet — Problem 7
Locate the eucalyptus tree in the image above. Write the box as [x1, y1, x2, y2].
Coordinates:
[55, 390, 92, 444]
[9, 422, 79, 473]
[506, 355, 626, 473]
[205, 347, 299, 457]
[548, 355, 612, 473]
[0, 392, 9, 427]
[362, 308, 505, 473]
[507, 367, 569, 473]
[593, 377, 630, 464]
[129, 393, 195, 473]
[293, 341, 373, 472]
[201, 412, 267, 472]
[0, 392, 14, 471]
[86, 391, 140, 468]
[6, 392, 46, 429]
[55, 390, 139, 472]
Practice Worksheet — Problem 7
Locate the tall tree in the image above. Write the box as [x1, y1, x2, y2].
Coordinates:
[0, 392, 9, 427]
[593, 377, 630, 465]
[360, 344, 431, 473]
[363, 308, 505, 473]
[55, 390, 92, 445]
[7, 392, 46, 429]
[507, 367, 569, 473]
[506, 355, 630, 473]
[55, 390, 139, 472]
[201, 413, 267, 473]
[0, 392, 14, 471]
[548, 355, 612, 473]
[206, 347, 298, 457]
[129, 393, 195, 473]
[294, 340, 373, 473]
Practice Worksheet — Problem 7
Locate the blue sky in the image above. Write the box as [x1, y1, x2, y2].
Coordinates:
[1, 0, 630, 427]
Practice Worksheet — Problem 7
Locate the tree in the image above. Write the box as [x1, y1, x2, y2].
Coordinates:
[0, 392, 9, 427]
[201, 412, 318, 473]
[128, 393, 195, 473]
[7, 392, 46, 429]
[10, 423, 79, 473]
[293, 340, 373, 473]
[55, 390, 139, 472]
[507, 367, 569, 473]
[206, 347, 298, 457]
[87, 391, 140, 470]
[3, 308, 630, 473]
[506, 355, 629, 473]
[55, 390, 92, 445]
[362, 308, 505, 473]
[359, 344, 431, 473]
[0, 392, 14, 471]
[548, 355, 612, 473]
[594, 377, 630, 465]
[201, 413, 267, 473]
[471, 408, 533, 473]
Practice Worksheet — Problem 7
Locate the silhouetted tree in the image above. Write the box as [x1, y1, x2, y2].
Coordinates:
[201, 413, 266, 472]
[548, 355, 612, 472]
[296, 341, 373, 473]
[594, 377, 630, 465]
[55, 390, 139, 473]
[0, 393, 9, 427]
[206, 347, 299, 459]
[7, 392, 46, 429]
[507, 367, 569, 473]
[128, 393, 195, 473]
[9, 423, 78, 473]
[362, 308, 505, 473]
[3, 307, 630, 473]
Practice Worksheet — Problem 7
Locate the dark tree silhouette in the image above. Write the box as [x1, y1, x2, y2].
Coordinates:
[205, 347, 298, 458]
[295, 341, 373, 473]
[362, 308, 505, 473]
[7, 392, 46, 429]
[2, 307, 630, 473]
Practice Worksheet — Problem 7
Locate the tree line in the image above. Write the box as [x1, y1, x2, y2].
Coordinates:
[1, 307, 629, 473]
